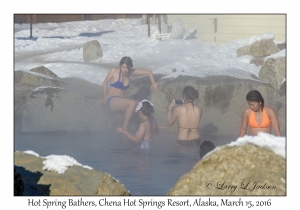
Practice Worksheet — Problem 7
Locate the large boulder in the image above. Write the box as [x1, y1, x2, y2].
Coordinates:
[237, 39, 280, 57]
[147, 75, 280, 137]
[14, 71, 105, 131]
[21, 86, 108, 132]
[14, 70, 61, 87]
[258, 57, 286, 91]
[14, 151, 130, 196]
[14, 70, 62, 118]
[83, 40, 103, 62]
[167, 143, 285, 195]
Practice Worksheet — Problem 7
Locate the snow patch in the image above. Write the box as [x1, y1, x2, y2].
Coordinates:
[264, 49, 286, 62]
[23, 150, 40, 157]
[228, 132, 285, 158]
[41, 154, 93, 174]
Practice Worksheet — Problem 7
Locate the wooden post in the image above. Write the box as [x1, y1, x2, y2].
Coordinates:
[147, 15, 150, 37]
[158, 15, 161, 34]
[30, 15, 32, 38]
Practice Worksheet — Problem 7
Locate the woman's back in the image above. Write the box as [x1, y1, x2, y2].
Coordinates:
[177, 103, 201, 140]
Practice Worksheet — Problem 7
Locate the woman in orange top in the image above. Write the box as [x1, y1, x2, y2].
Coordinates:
[239, 90, 281, 137]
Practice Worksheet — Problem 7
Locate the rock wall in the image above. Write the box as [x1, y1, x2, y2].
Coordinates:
[21, 86, 109, 132]
[143, 75, 281, 137]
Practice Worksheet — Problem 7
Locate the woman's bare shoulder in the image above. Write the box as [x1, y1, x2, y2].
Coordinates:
[265, 106, 276, 114]
[243, 107, 252, 114]
[195, 105, 202, 111]
[109, 68, 119, 73]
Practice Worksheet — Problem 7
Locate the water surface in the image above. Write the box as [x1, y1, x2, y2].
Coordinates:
[14, 124, 234, 195]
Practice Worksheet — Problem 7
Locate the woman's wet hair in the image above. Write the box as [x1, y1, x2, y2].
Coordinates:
[119, 56, 133, 69]
[182, 86, 199, 108]
[140, 101, 154, 118]
[140, 101, 154, 132]
[246, 90, 264, 110]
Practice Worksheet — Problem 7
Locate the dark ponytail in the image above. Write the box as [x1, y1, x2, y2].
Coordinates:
[140, 101, 154, 132]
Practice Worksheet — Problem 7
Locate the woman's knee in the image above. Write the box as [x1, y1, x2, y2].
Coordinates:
[129, 100, 137, 108]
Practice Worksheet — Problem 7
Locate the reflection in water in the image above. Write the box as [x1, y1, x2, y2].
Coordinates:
[14, 128, 234, 195]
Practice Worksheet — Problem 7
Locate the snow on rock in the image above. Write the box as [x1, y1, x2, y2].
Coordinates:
[23, 150, 40, 157]
[42, 154, 93, 174]
[264, 49, 286, 62]
[228, 132, 285, 158]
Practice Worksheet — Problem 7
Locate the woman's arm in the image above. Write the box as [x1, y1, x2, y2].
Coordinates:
[99, 69, 115, 104]
[239, 109, 249, 137]
[132, 69, 159, 90]
[150, 115, 159, 136]
[268, 108, 281, 136]
[116, 124, 146, 143]
[167, 100, 179, 126]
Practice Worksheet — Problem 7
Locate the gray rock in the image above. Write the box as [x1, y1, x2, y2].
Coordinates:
[14, 151, 130, 196]
[14, 83, 35, 118]
[277, 43, 286, 51]
[237, 39, 280, 57]
[15, 70, 104, 127]
[167, 144, 286, 195]
[148, 75, 279, 137]
[277, 103, 286, 136]
[259, 57, 286, 91]
[30, 66, 58, 78]
[14, 70, 61, 87]
[250, 56, 265, 66]
[14, 70, 61, 118]
[83, 40, 103, 62]
[21, 86, 108, 132]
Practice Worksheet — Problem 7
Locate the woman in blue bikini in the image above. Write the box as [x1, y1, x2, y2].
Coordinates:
[99, 56, 159, 131]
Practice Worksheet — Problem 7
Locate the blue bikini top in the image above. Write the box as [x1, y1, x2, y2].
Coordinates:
[110, 69, 130, 91]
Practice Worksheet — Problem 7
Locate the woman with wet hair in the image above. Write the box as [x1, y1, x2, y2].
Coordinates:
[239, 90, 281, 137]
[167, 86, 202, 146]
[99, 56, 159, 131]
[116, 100, 159, 149]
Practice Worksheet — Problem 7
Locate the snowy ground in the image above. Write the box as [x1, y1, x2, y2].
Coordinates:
[14, 18, 285, 86]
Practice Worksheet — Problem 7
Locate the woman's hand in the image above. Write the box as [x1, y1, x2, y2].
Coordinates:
[98, 98, 106, 105]
[169, 99, 176, 110]
[158, 125, 168, 129]
[151, 82, 159, 90]
[116, 127, 125, 134]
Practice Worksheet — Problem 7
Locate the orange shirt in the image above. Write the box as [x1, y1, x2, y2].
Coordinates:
[249, 108, 271, 128]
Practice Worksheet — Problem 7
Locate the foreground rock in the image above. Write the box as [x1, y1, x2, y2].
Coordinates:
[167, 144, 285, 195]
[14, 151, 130, 196]
[14, 169, 24, 196]
[259, 57, 286, 91]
